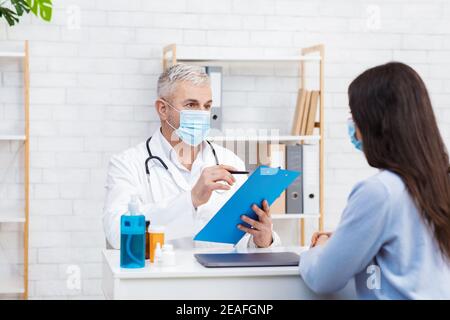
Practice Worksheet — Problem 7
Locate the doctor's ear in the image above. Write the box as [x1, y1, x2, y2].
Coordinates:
[155, 99, 169, 121]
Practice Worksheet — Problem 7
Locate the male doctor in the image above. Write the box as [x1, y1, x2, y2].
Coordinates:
[103, 64, 281, 249]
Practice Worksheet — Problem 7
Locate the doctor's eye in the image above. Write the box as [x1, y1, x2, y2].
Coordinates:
[184, 102, 198, 109]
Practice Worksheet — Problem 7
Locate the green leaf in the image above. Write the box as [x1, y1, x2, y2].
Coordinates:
[11, 0, 30, 16]
[26, 0, 52, 22]
[0, 5, 20, 26]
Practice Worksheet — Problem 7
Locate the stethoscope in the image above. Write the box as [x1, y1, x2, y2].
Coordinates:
[144, 136, 219, 175]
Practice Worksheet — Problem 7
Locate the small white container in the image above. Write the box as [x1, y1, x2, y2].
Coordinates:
[154, 242, 163, 265]
[161, 244, 176, 267]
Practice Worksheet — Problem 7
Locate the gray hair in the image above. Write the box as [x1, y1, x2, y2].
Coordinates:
[157, 64, 210, 99]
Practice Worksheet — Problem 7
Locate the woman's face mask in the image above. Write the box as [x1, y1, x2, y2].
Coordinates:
[347, 118, 363, 151]
[164, 100, 210, 147]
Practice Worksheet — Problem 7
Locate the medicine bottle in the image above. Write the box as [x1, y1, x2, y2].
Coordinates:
[149, 225, 165, 263]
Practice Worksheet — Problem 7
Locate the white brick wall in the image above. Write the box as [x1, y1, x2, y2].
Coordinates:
[0, 0, 449, 299]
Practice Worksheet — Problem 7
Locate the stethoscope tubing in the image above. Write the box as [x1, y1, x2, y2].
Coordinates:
[144, 136, 219, 174]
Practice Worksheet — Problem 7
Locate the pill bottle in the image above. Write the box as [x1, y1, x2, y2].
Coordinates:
[149, 225, 165, 263]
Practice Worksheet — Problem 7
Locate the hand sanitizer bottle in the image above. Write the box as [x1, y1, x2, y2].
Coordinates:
[120, 195, 146, 268]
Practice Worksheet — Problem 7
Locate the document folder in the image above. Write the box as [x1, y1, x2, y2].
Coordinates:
[302, 144, 319, 214]
[286, 144, 303, 214]
[194, 166, 301, 244]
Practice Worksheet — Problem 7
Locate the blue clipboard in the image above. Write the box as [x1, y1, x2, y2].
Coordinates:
[194, 166, 301, 244]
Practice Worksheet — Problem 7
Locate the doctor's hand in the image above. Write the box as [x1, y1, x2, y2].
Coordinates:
[191, 165, 238, 209]
[238, 200, 273, 248]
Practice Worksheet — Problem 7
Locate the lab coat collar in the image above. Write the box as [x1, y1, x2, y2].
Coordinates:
[151, 128, 214, 191]
[158, 129, 205, 173]
[149, 128, 191, 191]
[157, 127, 214, 169]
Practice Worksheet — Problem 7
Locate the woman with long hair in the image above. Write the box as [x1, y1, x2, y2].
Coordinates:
[299, 62, 450, 299]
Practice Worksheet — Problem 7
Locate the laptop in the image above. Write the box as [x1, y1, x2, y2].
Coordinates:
[194, 252, 300, 268]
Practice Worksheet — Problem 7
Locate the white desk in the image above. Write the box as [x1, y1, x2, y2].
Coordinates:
[102, 246, 356, 300]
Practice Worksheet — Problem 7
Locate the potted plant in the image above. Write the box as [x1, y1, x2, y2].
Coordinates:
[0, 0, 52, 26]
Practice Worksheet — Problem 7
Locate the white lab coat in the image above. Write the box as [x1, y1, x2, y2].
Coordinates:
[103, 127, 281, 250]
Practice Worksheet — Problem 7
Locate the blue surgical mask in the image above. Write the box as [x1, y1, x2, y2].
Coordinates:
[165, 102, 210, 146]
[347, 118, 363, 151]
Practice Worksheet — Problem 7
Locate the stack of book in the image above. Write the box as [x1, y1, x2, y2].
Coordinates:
[291, 89, 320, 137]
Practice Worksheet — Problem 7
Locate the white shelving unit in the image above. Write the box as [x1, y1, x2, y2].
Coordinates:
[207, 135, 321, 142]
[0, 51, 25, 58]
[0, 135, 27, 141]
[271, 214, 319, 220]
[163, 43, 325, 245]
[0, 41, 30, 299]
[0, 216, 26, 223]
[176, 55, 321, 63]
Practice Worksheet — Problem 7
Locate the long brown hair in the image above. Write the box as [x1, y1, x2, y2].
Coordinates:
[348, 62, 450, 260]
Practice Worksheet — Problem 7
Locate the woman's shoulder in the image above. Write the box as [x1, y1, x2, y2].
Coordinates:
[343, 170, 405, 224]
[372, 170, 407, 196]
[352, 170, 406, 201]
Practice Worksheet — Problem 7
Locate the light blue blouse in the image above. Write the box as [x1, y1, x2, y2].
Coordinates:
[299, 170, 450, 299]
